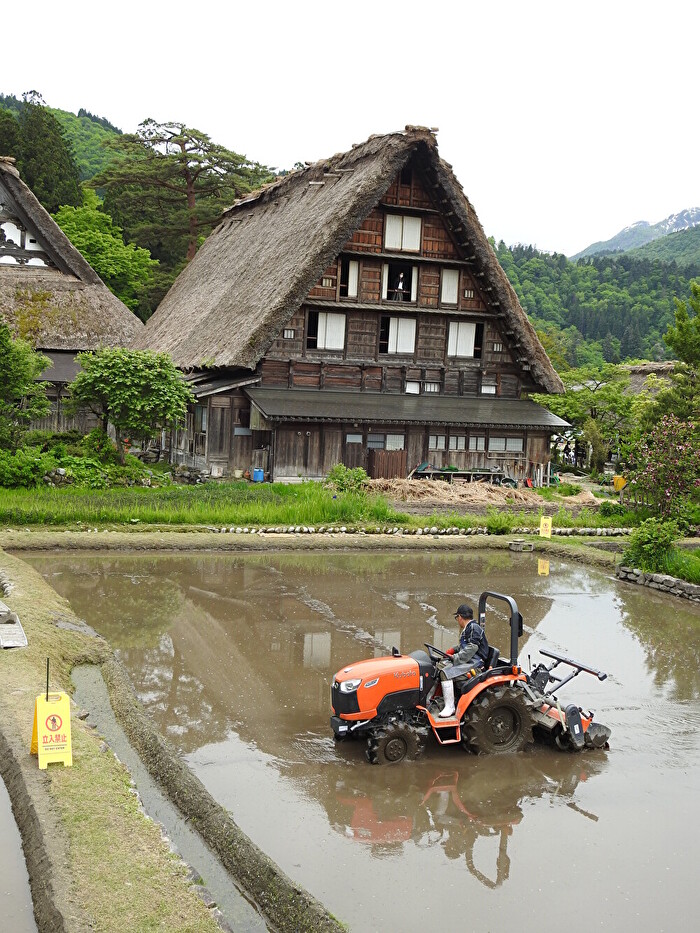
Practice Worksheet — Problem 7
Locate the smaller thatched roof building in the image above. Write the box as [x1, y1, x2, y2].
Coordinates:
[0, 156, 141, 352]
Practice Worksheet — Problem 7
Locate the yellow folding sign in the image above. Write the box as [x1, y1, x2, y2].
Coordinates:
[31, 692, 73, 769]
[539, 516, 552, 538]
[538, 559, 550, 576]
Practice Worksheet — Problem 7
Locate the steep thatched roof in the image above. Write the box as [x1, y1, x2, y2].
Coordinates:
[136, 127, 562, 393]
[0, 157, 141, 351]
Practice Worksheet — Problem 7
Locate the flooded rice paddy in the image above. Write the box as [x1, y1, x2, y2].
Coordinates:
[26, 549, 700, 933]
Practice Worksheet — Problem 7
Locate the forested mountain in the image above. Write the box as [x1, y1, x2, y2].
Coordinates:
[496, 243, 700, 367]
[572, 207, 700, 260]
[625, 224, 700, 269]
[0, 93, 119, 180]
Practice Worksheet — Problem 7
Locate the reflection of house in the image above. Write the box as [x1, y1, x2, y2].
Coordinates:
[136, 127, 566, 482]
[0, 156, 142, 430]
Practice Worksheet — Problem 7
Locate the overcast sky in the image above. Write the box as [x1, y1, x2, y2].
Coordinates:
[5, 0, 698, 256]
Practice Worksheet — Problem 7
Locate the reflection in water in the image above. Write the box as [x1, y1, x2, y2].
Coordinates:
[22, 549, 700, 933]
[323, 754, 604, 888]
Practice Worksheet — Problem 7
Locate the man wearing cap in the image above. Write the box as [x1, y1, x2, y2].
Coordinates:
[438, 604, 490, 719]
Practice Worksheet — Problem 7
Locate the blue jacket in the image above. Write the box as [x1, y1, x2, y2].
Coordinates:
[453, 620, 490, 666]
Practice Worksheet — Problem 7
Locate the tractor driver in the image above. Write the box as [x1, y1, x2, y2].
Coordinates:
[438, 604, 490, 718]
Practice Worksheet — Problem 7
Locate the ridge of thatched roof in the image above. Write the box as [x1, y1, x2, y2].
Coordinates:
[0, 157, 142, 351]
[135, 127, 562, 392]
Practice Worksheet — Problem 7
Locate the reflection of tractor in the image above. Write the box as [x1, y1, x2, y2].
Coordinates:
[330, 756, 605, 887]
[330, 591, 611, 764]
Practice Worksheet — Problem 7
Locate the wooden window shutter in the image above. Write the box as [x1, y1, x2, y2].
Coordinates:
[385, 214, 403, 249]
[402, 216, 421, 251]
[441, 268, 459, 304]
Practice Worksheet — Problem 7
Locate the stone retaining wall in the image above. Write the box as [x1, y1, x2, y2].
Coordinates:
[617, 566, 700, 603]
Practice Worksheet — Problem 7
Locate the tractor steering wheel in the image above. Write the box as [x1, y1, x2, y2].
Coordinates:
[424, 643, 450, 662]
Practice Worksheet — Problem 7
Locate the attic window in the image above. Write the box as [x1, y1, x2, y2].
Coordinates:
[463, 288, 475, 300]
[440, 269, 459, 305]
[400, 164, 412, 187]
[493, 341, 503, 352]
[384, 214, 421, 252]
[321, 276, 334, 288]
[283, 328, 295, 339]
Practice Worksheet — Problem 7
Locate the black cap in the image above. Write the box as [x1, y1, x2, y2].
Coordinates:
[454, 604, 473, 619]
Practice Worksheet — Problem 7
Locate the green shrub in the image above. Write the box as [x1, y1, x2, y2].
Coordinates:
[0, 448, 57, 487]
[485, 508, 514, 535]
[325, 464, 369, 493]
[80, 429, 122, 465]
[622, 518, 679, 572]
[598, 500, 627, 518]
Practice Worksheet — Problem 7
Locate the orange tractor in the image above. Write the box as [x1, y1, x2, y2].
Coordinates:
[330, 591, 611, 764]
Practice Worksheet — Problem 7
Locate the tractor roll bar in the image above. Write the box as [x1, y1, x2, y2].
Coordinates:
[477, 591, 523, 667]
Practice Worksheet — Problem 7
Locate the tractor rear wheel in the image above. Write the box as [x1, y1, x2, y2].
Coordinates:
[366, 721, 421, 765]
[463, 685, 533, 755]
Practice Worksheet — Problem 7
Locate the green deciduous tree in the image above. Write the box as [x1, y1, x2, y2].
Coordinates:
[92, 119, 274, 268]
[53, 189, 158, 316]
[0, 323, 51, 450]
[65, 348, 194, 463]
[645, 281, 700, 424]
[532, 363, 639, 461]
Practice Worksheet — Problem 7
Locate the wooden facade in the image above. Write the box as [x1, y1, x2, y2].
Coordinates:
[143, 129, 566, 483]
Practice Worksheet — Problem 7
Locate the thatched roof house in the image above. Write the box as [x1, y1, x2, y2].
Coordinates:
[136, 127, 561, 394]
[0, 156, 141, 353]
[136, 127, 566, 482]
[1, 156, 142, 430]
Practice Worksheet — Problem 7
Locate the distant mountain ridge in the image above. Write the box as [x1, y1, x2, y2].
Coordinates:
[573, 207, 700, 260]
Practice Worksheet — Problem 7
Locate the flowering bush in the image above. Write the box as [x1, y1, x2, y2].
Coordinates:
[627, 416, 699, 519]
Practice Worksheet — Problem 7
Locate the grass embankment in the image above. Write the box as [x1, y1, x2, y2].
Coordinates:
[0, 479, 640, 532]
[0, 552, 221, 933]
[0, 480, 407, 527]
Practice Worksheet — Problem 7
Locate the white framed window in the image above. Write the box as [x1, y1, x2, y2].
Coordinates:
[385, 214, 422, 252]
[481, 380, 497, 395]
[379, 316, 416, 354]
[307, 311, 345, 350]
[283, 328, 295, 339]
[489, 437, 506, 452]
[367, 434, 385, 449]
[492, 341, 503, 352]
[321, 276, 334, 288]
[506, 437, 524, 452]
[386, 434, 405, 450]
[441, 268, 459, 305]
[429, 434, 446, 451]
[340, 259, 359, 299]
[469, 435, 485, 451]
[405, 381, 420, 394]
[423, 382, 441, 393]
[448, 321, 476, 357]
[463, 288, 475, 300]
[346, 433, 363, 444]
[449, 436, 466, 451]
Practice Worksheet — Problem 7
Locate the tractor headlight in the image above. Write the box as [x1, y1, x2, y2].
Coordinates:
[339, 678, 362, 693]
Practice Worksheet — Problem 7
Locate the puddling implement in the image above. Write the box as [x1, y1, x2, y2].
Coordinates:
[330, 591, 611, 764]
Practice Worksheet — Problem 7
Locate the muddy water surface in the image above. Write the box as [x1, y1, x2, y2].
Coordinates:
[26, 550, 700, 933]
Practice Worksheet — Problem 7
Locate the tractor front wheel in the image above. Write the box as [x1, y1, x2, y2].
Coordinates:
[366, 721, 421, 765]
[463, 685, 533, 755]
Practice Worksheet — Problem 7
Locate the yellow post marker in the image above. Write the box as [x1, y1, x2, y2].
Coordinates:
[538, 559, 550, 576]
[31, 660, 72, 769]
[613, 475, 627, 492]
[539, 516, 552, 538]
